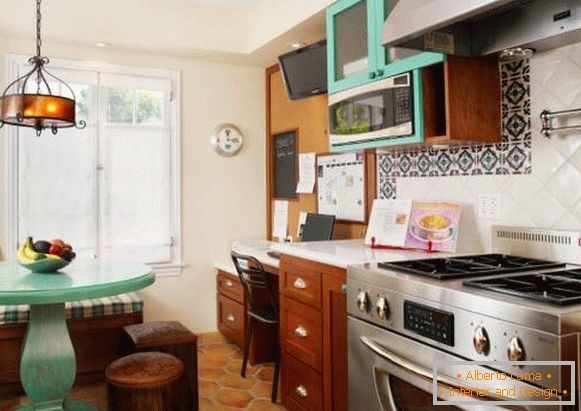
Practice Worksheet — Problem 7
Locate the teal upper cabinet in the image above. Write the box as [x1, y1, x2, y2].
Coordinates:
[327, 0, 376, 94]
[327, 0, 446, 95]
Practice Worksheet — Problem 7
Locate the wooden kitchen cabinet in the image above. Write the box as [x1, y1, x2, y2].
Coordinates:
[419, 55, 501, 146]
[280, 255, 347, 411]
[217, 271, 245, 346]
[216, 269, 278, 364]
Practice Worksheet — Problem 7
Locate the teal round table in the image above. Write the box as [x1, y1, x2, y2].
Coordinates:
[0, 259, 155, 411]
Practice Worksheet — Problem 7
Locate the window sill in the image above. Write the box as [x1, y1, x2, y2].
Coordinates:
[148, 262, 187, 277]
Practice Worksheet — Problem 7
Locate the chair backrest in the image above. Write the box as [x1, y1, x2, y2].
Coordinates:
[231, 251, 278, 316]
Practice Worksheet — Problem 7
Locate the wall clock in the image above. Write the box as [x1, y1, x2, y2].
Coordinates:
[210, 123, 244, 156]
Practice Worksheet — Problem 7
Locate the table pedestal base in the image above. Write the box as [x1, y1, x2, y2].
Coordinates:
[15, 304, 97, 411]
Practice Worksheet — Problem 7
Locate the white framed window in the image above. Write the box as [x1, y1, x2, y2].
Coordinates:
[4, 55, 183, 276]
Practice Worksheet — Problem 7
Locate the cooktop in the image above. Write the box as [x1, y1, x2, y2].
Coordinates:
[465, 268, 581, 306]
[377, 253, 564, 280]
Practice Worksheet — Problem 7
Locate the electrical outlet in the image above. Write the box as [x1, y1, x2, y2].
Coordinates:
[478, 193, 501, 219]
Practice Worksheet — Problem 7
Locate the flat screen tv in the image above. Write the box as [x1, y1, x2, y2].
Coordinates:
[278, 40, 327, 100]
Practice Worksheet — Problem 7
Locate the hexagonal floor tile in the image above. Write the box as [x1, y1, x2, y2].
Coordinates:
[219, 373, 257, 390]
[213, 388, 254, 408]
[255, 366, 275, 382]
[247, 399, 287, 410]
[199, 367, 227, 381]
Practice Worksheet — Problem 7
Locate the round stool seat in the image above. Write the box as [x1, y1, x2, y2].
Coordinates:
[106, 352, 184, 389]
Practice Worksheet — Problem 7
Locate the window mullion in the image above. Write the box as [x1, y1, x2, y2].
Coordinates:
[95, 77, 105, 259]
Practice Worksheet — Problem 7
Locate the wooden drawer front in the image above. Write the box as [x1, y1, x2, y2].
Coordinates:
[282, 353, 322, 411]
[281, 297, 322, 370]
[217, 294, 244, 346]
[217, 271, 244, 303]
[281, 263, 321, 309]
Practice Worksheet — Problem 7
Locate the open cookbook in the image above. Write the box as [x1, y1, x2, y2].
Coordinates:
[365, 199, 462, 252]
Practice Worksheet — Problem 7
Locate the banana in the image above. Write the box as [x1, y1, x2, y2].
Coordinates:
[16, 242, 34, 263]
[22, 237, 46, 261]
[45, 254, 62, 260]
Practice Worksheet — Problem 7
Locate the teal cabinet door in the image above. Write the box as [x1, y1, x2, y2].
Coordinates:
[372, 0, 445, 79]
[327, 0, 378, 94]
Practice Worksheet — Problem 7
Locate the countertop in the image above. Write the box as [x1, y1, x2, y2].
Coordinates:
[215, 239, 455, 274]
[214, 240, 280, 276]
[271, 239, 450, 269]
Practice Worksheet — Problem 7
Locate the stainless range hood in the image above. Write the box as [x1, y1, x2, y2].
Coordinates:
[383, 0, 581, 57]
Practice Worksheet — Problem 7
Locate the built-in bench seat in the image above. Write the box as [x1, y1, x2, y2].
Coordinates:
[0, 293, 143, 325]
[0, 293, 144, 397]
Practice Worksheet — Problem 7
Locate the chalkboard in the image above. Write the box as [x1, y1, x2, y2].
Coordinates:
[273, 130, 298, 199]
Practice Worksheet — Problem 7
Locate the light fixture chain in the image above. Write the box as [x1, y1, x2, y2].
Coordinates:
[36, 0, 42, 58]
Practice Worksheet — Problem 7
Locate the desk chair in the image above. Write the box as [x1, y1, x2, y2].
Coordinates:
[231, 251, 280, 403]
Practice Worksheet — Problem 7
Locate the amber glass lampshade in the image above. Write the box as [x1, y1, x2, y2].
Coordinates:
[0, 93, 76, 131]
[0, 0, 85, 136]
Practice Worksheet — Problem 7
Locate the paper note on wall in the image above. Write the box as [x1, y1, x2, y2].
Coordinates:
[272, 200, 289, 241]
[296, 153, 316, 194]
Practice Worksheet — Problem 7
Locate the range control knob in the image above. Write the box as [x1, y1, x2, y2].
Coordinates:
[473, 326, 490, 355]
[375, 297, 390, 320]
[507, 336, 525, 361]
[357, 291, 370, 313]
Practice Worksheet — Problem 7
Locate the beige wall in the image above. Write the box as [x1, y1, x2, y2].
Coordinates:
[0, 36, 266, 332]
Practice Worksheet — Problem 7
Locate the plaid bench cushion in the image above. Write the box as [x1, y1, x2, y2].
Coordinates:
[0, 293, 144, 325]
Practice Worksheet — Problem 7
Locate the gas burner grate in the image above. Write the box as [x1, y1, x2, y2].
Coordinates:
[378, 254, 564, 280]
[465, 269, 581, 306]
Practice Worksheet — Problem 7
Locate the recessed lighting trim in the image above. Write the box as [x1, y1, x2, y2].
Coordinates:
[96, 42, 112, 48]
[290, 42, 307, 49]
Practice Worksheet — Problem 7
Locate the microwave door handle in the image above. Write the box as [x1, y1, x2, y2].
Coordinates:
[360, 336, 532, 403]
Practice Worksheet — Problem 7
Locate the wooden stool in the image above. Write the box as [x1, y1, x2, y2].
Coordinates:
[106, 352, 183, 411]
[123, 321, 198, 411]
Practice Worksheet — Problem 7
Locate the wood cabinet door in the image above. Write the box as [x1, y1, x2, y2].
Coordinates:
[322, 274, 348, 411]
[217, 293, 245, 347]
[216, 271, 244, 303]
[280, 262, 322, 309]
[280, 296, 323, 371]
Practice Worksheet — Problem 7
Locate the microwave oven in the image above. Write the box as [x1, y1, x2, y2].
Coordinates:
[329, 70, 422, 151]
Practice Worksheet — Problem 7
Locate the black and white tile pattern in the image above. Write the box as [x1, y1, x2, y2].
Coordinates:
[378, 59, 532, 199]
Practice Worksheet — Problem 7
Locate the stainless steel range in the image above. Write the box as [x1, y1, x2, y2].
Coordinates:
[348, 226, 581, 410]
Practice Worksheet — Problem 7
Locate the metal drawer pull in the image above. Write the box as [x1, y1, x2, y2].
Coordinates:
[294, 325, 309, 338]
[225, 280, 234, 288]
[226, 314, 236, 323]
[293, 278, 307, 289]
[295, 384, 308, 398]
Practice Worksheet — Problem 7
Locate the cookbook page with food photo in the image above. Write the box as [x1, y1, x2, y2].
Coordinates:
[405, 201, 462, 252]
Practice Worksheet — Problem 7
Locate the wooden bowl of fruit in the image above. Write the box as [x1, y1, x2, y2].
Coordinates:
[17, 237, 77, 273]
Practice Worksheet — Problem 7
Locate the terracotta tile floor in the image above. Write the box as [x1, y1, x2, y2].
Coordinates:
[0, 332, 286, 411]
[198, 332, 286, 411]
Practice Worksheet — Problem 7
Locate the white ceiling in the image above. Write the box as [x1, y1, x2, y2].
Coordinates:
[182, 0, 264, 9]
[0, 0, 330, 66]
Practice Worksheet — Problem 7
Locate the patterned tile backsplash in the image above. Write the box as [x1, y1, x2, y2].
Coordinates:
[378, 59, 531, 200]
[377, 44, 581, 252]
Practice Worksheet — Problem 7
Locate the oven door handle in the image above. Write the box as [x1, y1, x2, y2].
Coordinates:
[360, 336, 523, 403]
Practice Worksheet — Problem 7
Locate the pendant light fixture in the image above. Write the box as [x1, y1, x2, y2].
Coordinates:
[0, 0, 86, 136]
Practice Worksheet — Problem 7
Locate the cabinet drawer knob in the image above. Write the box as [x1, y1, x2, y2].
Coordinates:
[225, 280, 234, 288]
[294, 325, 309, 338]
[293, 277, 307, 289]
[226, 314, 236, 323]
[376, 68, 385, 77]
[368, 71, 377, 79]
[295, 384, 308, 398]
